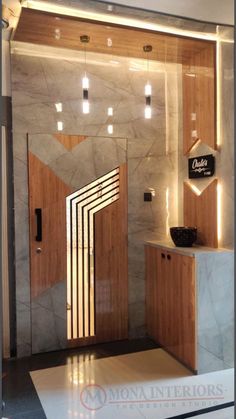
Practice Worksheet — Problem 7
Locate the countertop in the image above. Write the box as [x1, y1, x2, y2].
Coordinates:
[144, 240, 233, 257]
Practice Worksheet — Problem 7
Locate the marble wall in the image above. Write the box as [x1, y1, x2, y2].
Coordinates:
[197, 251, 234, 373]
[11, 46, 181, 356]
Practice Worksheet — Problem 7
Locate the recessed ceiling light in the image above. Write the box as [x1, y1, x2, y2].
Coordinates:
[107, 5, 114, 12]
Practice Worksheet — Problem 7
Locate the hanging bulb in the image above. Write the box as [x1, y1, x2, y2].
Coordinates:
[82, 75, 89, 89]
[143, 44, 153, 120]
[80, 35, 90, 115]
[145, 92, 152, 119]
[107, 124, 113, 134]
[82, 100, 90, 114]
[145, 83, 152, 96]
[145, 106, 152, 119]
[82, 74, 89, 114]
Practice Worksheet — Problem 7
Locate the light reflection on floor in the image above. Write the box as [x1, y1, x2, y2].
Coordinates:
[30, 349, 234, 419]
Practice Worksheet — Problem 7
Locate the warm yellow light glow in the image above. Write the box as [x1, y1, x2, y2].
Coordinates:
[217, 182, 222, 243]
[187, 182, 202, 196]
[189, 138, 201, 153]
[23, 0, 218, 41]
[185, 73, 196, 77]
[216, 29, 222, 148]
[164, 71, 169, 155]
[166, 187, 170, 237]
[66, 169, 120, 340]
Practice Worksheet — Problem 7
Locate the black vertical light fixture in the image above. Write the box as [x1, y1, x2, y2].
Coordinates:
[143, 45, 153, 119]
[80, 35, 90, 114]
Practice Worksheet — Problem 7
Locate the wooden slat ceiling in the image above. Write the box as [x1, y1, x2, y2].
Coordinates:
[13, 8, 216, 64]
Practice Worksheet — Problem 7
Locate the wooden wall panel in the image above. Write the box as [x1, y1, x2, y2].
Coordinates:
[53, 134, 87, 151]
[182, 43, 216, 155]
[29, 152, 72, 298]
[184, 180, 218, 247]
[14, 8, 215, 65]
[94, 163, 128, 342]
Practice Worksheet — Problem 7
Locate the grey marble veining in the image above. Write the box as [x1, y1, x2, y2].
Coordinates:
[32, 281, 67, 354]
[197, 252, 234, 370]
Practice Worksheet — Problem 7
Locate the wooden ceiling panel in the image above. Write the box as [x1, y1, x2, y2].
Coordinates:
[13, 8, 216, 64]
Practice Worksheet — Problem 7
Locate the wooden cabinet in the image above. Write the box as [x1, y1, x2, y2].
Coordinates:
[145, 245, 196, 371]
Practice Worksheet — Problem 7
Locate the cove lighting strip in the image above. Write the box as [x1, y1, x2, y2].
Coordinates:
[22, 0, 218, 41]
[66, 168, 120, 340]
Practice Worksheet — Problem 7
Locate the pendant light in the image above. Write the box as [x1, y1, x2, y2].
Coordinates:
[143, 45, 153, 119]
[80, 35, 90, 114]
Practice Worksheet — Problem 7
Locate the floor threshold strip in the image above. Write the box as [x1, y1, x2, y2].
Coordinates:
[164, 401, 234, 418]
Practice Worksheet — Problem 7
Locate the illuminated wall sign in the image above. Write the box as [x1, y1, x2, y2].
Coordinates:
[66, 168, 120, 340]
[188, 154, 215, 179]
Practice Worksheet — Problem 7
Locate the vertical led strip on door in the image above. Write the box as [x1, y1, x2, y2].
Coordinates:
[66, 168, 120, 340]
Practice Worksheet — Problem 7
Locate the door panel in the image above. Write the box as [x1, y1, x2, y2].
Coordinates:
[29, 152, 72, 299]
[28, 134, 128, 354]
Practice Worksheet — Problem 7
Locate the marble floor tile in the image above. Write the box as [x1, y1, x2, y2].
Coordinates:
[30, 349, 234, 419]
[191, 406, 234, 419]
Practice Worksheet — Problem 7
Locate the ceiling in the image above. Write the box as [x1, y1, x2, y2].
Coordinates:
[13, 8, 216, 65]
[97, 0, 234, 26]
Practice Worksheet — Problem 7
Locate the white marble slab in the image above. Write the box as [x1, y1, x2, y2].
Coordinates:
[30, 348, 234, 419]
[144, 240, 233, 256]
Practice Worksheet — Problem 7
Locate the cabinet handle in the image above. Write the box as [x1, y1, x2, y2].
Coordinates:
[167, 254, 171, 260]
[161, 253, 165, 259]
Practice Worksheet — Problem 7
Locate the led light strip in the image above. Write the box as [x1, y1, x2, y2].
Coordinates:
[22, 0, 218, 41]
[66, 168, 120, 340]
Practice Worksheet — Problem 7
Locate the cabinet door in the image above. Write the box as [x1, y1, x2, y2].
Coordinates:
[145, 246, 167, 346]
[166, 252, 196, 371]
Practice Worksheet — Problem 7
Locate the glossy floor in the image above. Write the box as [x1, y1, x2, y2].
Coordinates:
[2, 338, 157, 418]
[30, 348, 234, 419]
[3, 339, 234, 418]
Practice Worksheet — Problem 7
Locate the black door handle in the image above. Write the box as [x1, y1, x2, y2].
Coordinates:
[167, 254, 171, 260]
[161, 253, 165, 259]
[35, 208, 42, 242]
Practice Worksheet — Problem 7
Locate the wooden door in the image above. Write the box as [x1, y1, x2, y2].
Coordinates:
[28, 142, 128, 354]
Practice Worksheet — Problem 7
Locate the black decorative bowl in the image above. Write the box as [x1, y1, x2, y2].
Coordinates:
[170, 227, 197, 247]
